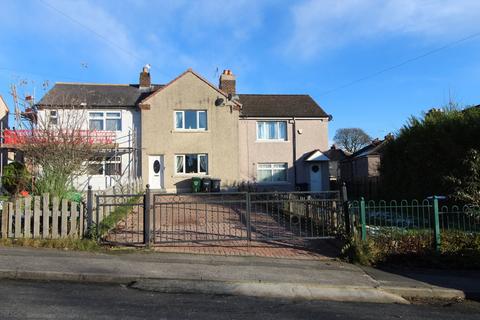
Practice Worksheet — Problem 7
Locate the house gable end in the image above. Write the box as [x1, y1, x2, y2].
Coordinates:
[140, 69, 241, 110]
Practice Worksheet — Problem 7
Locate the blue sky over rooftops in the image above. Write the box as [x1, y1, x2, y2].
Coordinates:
[1, 0, 480, 141]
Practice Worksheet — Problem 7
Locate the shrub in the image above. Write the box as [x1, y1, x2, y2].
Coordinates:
[343, 229, 480, 269]
[1, 162, 31, 195]
[380, 105, 480, 200]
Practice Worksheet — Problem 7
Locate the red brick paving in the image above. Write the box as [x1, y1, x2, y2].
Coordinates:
[151, 240, 334, 260]
[106, 194, 341, 260]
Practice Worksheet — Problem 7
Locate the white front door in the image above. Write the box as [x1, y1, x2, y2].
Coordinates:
[148, 155, 164, 190]
[309, 163, 323, 192]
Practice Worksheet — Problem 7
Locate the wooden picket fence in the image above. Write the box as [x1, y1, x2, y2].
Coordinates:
[0, 177, 145, 240]
[1, 195, 84, 239]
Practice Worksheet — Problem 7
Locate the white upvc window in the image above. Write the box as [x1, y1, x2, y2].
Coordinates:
[88, 111, 122, 131]
[256, 121, 287, 141]
[48, 110, 58, 125]
[257, 163, 288, 182]
[87, 156, 122, 176]
[174, 110, 207, 130]
[175, 154, 208, 174]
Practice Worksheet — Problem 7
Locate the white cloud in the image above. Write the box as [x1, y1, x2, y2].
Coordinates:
[286, 0, 480, 59]
[44, 0, 141, 70]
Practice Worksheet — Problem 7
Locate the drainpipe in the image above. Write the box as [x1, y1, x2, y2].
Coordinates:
[292, 117, 297, 188]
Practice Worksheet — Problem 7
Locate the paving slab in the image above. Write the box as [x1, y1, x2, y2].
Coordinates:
[0, 246, 473, 303]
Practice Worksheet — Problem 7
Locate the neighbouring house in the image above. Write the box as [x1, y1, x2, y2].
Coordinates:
[14, 67, 331, 192]
[340, 138, 388, 181]
[0, 95, 9, 175]
[322, 144, 350, 188]
[238, 92, 331, 192]
[339, 137, 390, 199]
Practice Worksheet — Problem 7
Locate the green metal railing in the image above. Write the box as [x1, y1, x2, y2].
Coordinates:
[349, 197, 480, 252]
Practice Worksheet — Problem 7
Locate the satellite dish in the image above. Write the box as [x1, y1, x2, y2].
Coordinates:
[215, 97, 224, 107]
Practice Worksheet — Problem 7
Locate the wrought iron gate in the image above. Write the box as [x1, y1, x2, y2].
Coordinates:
[90, 187, 345, 246]
[151, 191, 344, 244]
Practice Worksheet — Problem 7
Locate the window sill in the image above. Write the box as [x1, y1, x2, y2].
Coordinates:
[173, 130, 209, 133]
[256, 181, 290, 185]
[173, 173, 208, 177]
[87, 174, 121, 177]
[255, 140, 289, 143]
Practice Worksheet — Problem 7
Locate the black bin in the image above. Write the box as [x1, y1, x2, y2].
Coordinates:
[296, 183, 309, 191]
[211, 179, 221, 192]
[201, 178, 211, 192]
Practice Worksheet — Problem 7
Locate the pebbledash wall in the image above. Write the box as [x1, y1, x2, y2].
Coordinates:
[238, 117, 329, 191]
[140, 71, 241, 192]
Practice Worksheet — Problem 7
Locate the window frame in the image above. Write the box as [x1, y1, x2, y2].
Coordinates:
[104, 156, 122, 176]
[174, 110, 207, 131]
[174, 154, 208, 175]
[86, 156, 122, 176]
[256, 121, 287, 141]
[88, 111, 122, 132]
[49, 110, 58, 125]
[256, 162, 288, 183]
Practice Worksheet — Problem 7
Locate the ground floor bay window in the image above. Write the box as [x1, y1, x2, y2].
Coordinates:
[257, 163, 288, 182]
[175, 154, 208, 174]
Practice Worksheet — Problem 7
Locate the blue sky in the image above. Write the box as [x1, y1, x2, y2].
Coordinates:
[1, 0, 480, 141]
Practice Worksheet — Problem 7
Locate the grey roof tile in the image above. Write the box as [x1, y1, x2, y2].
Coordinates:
[37, 83, 164, 108]
[238, 94, 328, 118]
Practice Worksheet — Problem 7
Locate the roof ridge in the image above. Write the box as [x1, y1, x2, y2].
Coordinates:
[56, 82, 132, 86]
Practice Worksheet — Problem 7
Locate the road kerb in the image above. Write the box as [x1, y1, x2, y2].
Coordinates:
[380, 286, 466, 300]
[2, 269, 471, 304]
[131, 278, 410, 304]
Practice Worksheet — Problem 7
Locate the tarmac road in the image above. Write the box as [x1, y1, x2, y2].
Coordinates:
[0, 280, 479, 320]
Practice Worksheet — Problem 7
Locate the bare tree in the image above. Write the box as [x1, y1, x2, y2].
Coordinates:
[333, 128, 371, 153]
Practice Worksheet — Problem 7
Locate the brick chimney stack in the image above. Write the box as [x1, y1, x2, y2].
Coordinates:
[139, 65, 151, 88]
[219, 69, 236, 96]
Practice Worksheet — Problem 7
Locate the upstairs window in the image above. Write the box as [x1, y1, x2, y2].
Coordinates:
[49, 110, 58, 125]
[175, 110, 207, 130]
[257, 121, 287, 141]
[89, 112, 122, 131]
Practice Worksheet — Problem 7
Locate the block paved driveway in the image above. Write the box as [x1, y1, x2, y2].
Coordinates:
[106, 194, 341, 260]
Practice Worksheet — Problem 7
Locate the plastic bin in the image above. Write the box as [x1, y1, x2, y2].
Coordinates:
[211, 179, 221, 192]
[201, 178, 211, 192]
[296, 183, 309, 191]
[192, 177, 202, 193]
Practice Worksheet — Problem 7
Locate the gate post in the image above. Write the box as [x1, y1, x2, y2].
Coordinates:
[341, 183, 351, 236]
[143, 184, 151, 246]
[246, 192, 252, 241]
[95, 193, 101, 240]
[86, 186, 93, 237]
[432, 196, 441, 252]
[360, 197, 367, 241]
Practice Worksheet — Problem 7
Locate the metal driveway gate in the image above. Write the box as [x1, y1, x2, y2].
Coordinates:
[151, 191, 344, 244]
[94, 192, 145, 246]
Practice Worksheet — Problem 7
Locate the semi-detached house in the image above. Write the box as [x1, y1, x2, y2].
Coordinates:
[37, 67, 331, 192]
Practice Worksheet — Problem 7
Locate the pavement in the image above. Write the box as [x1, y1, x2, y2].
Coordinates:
[0, 246, 478, 304]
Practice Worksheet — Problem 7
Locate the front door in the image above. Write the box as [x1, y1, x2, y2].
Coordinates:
[309, 163, 323, 192]
[148, 155, 164, 190]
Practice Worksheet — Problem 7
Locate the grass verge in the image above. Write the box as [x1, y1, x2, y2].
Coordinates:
[0, 237, 103, 252]
[342, 230, 480, 269]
